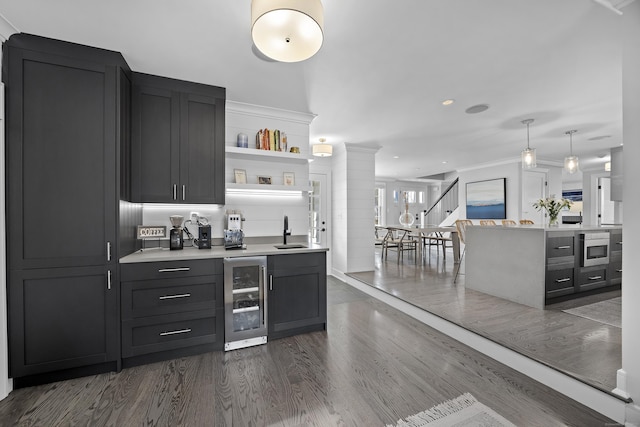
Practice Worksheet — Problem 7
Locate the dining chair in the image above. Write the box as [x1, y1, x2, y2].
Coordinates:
[519, 219, 534, 225]
[502, 219, 517, 226]
[422, 231, 453, 260]
[479, 220, 496, 226]
[453, 219, 473, 283]
[382, 228, 418, 263]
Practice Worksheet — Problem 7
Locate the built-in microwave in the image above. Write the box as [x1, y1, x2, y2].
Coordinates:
[580, 232, 610, 267]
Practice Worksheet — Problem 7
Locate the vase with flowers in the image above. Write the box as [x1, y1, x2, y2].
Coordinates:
[533, 197, 572, 226]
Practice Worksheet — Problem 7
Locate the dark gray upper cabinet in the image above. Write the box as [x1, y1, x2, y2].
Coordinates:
[4, 34, 127, 271]
[131, 72, 225, 204]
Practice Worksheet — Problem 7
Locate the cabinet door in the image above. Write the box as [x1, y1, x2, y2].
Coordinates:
[5, 47, 117, 270]
[8, 266, 119, 378]
[131, 74, 180, 203]
[268, 253, 327, 339]
[179, 92, 225, 204]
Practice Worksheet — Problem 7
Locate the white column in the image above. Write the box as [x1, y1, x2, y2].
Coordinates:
[331, 143, 379, 274]
[620, 1, 640, 423]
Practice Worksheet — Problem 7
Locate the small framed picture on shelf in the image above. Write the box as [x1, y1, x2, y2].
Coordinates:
[283, 172, 295, 186]
[234, 169, 247, 184]
[258, 176, 272, 185]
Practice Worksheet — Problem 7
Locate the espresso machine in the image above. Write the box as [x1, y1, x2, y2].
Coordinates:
[169, 215, 184, 250]
[224, 210, 245, 249]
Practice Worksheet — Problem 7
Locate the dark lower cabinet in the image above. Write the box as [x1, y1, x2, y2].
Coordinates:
[120, 259, 224, 366]
[8, 266, 119, 380]
[268, 252, 327, 340]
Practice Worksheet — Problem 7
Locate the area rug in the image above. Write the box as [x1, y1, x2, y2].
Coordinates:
[387, 393, 515, 427]
[562, 297, 621, 328]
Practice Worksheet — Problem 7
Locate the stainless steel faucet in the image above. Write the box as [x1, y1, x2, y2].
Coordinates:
[283, 215, 291, 244]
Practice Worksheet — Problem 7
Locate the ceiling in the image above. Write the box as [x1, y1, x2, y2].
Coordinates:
[0, 0, 633, 181]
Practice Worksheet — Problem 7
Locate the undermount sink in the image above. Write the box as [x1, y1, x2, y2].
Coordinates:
[274, 244, 307, 249]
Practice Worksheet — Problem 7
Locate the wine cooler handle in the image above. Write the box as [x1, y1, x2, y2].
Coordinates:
[263, 266, 269, 328]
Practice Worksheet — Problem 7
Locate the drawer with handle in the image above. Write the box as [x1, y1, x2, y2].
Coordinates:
[546, 235, 575, 259]
[121, 259, 221, 281]
[577, 267, 608, 292]
[122, 275, 220, 319]
[122, 311, 219, 357]
[545, 267, 575, 299]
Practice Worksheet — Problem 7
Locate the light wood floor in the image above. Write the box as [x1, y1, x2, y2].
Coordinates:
[348, 246, 621, 394]
[0, 278, 615, 426]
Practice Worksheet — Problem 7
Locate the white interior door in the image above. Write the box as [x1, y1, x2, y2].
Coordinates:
[598, 177, 615, 225]
[522, 170, 546, 224]
[309, 173, 328, 247]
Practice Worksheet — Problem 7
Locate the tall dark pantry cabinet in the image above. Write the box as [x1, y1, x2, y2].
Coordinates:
[3, 34, 138, 386]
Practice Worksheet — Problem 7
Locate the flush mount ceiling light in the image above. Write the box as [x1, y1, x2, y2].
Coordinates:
[312, 138, 332, 157]
[251, 0, 324, 63]
[564, 130, 579, 174]
[465, 104, 490, 114]
[520, 118, 537, 169]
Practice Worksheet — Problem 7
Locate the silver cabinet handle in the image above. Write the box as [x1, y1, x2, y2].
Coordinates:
[173, 184, 177, 200]
[107, 270, 112, 290]
[617, 241, 623, 246]
[269, 274, 273, 291]
[555, 278, 571, 283]
[107, 242, 112, 261]
[158, 267, 191, 273]
[555, 245, 571, 250]
[159, 293, 191, 300]
[588, 276, 603, 280]
[617, 269, 623, 273]
[159, 328, 191, 336]
[182, 185, 186, 201]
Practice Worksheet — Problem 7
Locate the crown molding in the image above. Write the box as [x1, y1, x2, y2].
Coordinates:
[226, 100, 316, 125]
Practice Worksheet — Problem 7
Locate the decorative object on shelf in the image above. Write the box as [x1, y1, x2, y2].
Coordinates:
[136, 225, 166, 239]
[564, 129, 579, 174]
[289, 146, 300, 153]
[398, 192, 414, 227]
[520, 118, 536, 169]
[256, 128, 287, 151]
[312, 138, 332, 157]
[234, 169, 247, 184]
[283, 172, 295, 186]
[251, 0, 324, 63]
[237, 133, 248, 148]
[258, 176, 272, 185]
[533, 196, 572, 226]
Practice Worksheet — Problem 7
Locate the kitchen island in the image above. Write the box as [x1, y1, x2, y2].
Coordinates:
[465, 225, 621, 309]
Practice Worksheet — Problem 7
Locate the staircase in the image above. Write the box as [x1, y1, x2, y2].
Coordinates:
[421, 178, 459, 226]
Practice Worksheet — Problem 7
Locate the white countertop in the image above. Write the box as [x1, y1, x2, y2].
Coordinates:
[120, 243, 329, 263]
[473, 224, 621, 232]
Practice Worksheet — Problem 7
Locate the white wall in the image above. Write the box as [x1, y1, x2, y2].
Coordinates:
[331, 143, 378, 274]
[457, 161, 521, 221]
[621, 2, 640, 423]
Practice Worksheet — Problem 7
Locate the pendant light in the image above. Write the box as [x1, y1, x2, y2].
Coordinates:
[520, 118, 537, 169]
[564, 130, 579, 174]
[251, 0, 324, 63]
[312, 138, 332, 157]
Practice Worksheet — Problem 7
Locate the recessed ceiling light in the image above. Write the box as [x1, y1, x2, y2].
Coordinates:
[465, 104, 490, 114]
[442, 99, 455, 106]
[442, 161, 448, 164]
[393, 156, 399, 159]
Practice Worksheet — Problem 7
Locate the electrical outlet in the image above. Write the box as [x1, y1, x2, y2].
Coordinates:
[190, 212, 199, 223]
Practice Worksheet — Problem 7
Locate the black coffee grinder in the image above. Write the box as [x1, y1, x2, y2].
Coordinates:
[169, 215, 184, 250]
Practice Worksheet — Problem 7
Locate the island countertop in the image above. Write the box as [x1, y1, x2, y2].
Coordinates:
[473, 224, 622, 232]
[120, 243, 328, 263]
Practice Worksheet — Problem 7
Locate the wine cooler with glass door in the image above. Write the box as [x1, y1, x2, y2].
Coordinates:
[223, 256, 268, 351]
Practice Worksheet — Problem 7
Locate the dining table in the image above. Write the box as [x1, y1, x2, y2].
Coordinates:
[386, 225, 461, 263]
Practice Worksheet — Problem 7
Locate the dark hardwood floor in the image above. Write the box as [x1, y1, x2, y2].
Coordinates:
[348, 246, 621, 394]
[0, 277, 616, 426]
